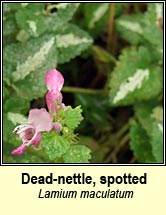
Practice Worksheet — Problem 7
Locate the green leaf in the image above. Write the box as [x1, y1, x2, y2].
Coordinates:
[79, 135, 109, 163]
[81, 3, 109, 39]
[4, 3, 22, 11]
[8, 3, 45, 12]
[91, 45, 116, 63]
[46, 3, 79, 32]
[4, 34, 57, 82]
[65, 106, 83, 130]
[115, 3, 163, 58]
[41, 132, 70, 162]
[3, 12, 18, 46]
[4, 33, 58, 100]
[18, 154, 45, 163]
[129, 120, 155, 163]
[109, 47, 163, 106]
[75, 94, 111, 131]
[3, 154, 19, 164]
[3, 114, 21, 152]
[134, 101, 162, 134]
[4, 94, 30, 113]
[3, 14, 17, 37]
[15, 8, 46, 37]
[151, 122, 163, 163]
[116, 14, 143, 45]
[56, 24, 93, 64]
[3, 114, 16, 142]
[3, 153, 45, 164]
[63, 145, 91, 163]
[3, 84, 10, 100]
[134, 101, 163, 163]
[7, 112, 27, 125]
[142, 3, 163, 55]
[3, 3, 12, 13]
[84, 3, 109, 29]
[4, 112, 27, 157]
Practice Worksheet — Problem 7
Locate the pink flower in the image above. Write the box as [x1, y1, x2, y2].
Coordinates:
[46, 89, 63, 114]
[45, 69, 64, 91]
[12, 109, 52, 155]
[12, 69, 66, 155]
[45, 69, 64, 114]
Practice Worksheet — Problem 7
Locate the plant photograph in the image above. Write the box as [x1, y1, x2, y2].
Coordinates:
[3, 2, 163, 164]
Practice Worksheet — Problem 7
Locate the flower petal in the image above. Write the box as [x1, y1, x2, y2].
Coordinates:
[19, 127, 35, 142]
[46, 89, 62, 113]
[45, 69, 64, 91]
[11, 144, 27, 155]
[28, 109, 52, 132]
[30, 132, 41, 147]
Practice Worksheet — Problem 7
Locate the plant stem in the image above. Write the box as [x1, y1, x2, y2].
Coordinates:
[105, 133, 130, 163]
[116, 121, 130, 139]
[107, 3, 115, 50]
[62, 86, 108, 95]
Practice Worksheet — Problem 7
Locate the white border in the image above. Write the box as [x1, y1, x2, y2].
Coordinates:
[1, 1, 165, 166]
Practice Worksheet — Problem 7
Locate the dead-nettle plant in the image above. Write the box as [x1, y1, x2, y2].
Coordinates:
[12, 69, 91, 163]
[3, 3, 163, 164]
